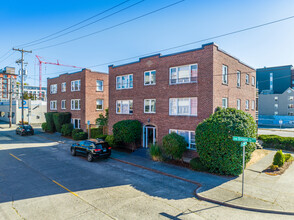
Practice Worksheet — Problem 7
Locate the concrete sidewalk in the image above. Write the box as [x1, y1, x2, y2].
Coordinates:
[37, 131, 294, 213]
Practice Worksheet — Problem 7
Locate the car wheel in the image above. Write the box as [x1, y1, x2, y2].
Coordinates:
[87, 153, 93, 162]
[71, 148, 76, 156]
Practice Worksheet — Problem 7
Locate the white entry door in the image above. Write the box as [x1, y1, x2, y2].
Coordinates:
[143, 126, 156, 148]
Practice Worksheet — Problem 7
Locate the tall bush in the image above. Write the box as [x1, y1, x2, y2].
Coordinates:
[90, 127, 103, 138]
[113, 120, 142, 145]
[53, 112, 71, 132]
[162, 132, 187, 160]
[61, 123, 73, 136]
[45, 112, 57, 132]
[105, 135, 115, 147]
[41, 122, 48, 131]
[273, 150, 285, 167]
[196, 108, 257, 176]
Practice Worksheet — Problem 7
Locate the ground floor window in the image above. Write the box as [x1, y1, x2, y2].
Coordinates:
[116, 100, 133, 114]
[72, 118, 81, 129]
[169, 129, 196, 150]
[96, 99, 103, 110]
[50, 100, 57, 110]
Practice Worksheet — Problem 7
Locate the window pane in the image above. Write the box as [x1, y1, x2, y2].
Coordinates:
[122, 76, 127, 89]
[144, 72, 150, 85]
[96, 80, 103, 91]
[122, 100, 129, 114]
[129, 100, 133, 114]
[144, 99, 150, 112]
[116, 101, 121, 113]
[178, 131, 189, 145]
[178, 66, 189, 83]
[129, 75, 133, 88]
[151, 71, 156, 84]
[191, 65, 198, 82]
[178, 98, 189, 114]
[96, 99, 103, 110]
[151, 99, 156, 112]
[190, 98, 197, 115]
[170, 68, 177, 84]
[116, 77, 121, 89]
[170, 99, 177, 115]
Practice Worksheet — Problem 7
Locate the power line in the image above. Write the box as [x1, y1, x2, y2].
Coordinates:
[0, 51, 16, 64]
[32, 0, 185, 51]
[22, 0, 144, 48]
[0, 49, 12, 60]
[15, 0, 132, 48]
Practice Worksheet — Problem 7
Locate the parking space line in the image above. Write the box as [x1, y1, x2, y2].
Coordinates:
[9, 153, 22, 161]
[52, 180, 79, 197]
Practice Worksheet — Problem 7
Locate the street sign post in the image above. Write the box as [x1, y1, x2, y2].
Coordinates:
[87, 121, 90, 139]
[279, 120, 283, 130]
[232, 136, 256, 197]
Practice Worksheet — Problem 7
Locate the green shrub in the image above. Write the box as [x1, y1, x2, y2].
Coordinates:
[162, 132, 187, 160]
[97, 134, 107, 140]
[53, 112, 71, 132]
[90, 127, 103, 138]
[72, 128, 83, 137]
[285, 153, 294, 162]
[258, 135, 294, 151]
[61, 123, 73, 136]
[45, 112, 57, 132]
[41, 122, 47, 131]
[273, 150, 285, 167]
[113, 120, 142, 145]
[270, 164, 279, 171]
[73, 132, 88, 141]
[105, 135, 115, 147]
[149, 144, 163, 161]
[190, 157, 207, 171]
[196, 108, 257, 176]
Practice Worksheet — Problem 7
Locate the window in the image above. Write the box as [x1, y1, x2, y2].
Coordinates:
[169, 129, 196, 150]
[50, 84, 57, 94]
[245, 100, 249, 110]
[50, 100, 57, 110]
[61, 100, 66, 109]
[275, 96, 278, 101]
[237, 99, 241, 110]
[288, 112, 294, 116]
[289, 96, 294, 101]
[251, 76, 255, 86]
[116, 74, 133, 89]
[237, 71, 241, 87]
[222, 65, 228, 84]
[96, 99, 103, 110]
[72, 118, 81, 129]
[116, 100, 133, 114]
[169, 97, 197, 116]
[170, 64, 198, 84]
[61, 82, 66, 92]
[274, 104, 278, 108]
[251, 100, 255, 110]
[288, 104, 294, 109]
[144, 99, 156, 113]
[96, 80, 103, 91]
[71, 80, 81, 91]
[274, 111, 278, 115]
[222, 98, 228, 109]
[246, 74, 249, 84]
[71, 99, 80, 110]
[144, 70, 156, 85]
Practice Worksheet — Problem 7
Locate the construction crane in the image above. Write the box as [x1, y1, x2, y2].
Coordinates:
[36, 55, 83, 99]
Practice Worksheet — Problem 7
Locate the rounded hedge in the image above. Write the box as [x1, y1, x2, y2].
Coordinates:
[61, 123, 73, 136]
[273, 150, 285, 167]
[41, 122, 48, 131]
[72, 128, 83, 137]
[196, 108, 257, 176]
[113, 120, 142, 145]
[105, 135, 115, 147]
[162, 132, 187, 160]
[73, 132, 88, 141]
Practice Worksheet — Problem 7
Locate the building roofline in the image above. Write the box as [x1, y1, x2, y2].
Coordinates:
[256, 65, 293, 71]
[47, 68, 107, 80]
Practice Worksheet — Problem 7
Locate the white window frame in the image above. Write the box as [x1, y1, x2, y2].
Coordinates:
[50, 100, 57, 110]
[144, 70, 156, 85]
[50, 84, 57, 94]
[251, 100, 255, 110]
[251, 76, 255, 86]
[169, 64, 198, 85]
[246, 74, 249, 84]
[245, 100, 249, 110]
[72, 118, 81, 129]
[61, 82, 66, 92]
[71, 99, 81, 110]
[222, 65, 228, 84]
[222, 98, 228, 109]
[144, 99, 156, 113]
[71, 80, 81, 91]
[169, 129, 196, 150]
[237, 99, 241, 110]
[237, 71, 241, 87]
[116, 100, 133, 114]
[61, 100, 66, 109]
[116, 74, 133, 90]
[96, 80, 103, 91]
[169, 97, 197, 116]
[96, 99, 103, 110]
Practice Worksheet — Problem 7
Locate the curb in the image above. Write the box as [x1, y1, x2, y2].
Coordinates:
[111, 157, 294, 216]
[258, 128, 294, 133]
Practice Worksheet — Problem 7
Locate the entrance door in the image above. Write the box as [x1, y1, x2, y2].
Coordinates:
[143, 125, 156, 148]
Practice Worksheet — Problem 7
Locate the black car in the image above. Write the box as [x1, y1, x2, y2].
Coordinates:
[71, 140, 111, 162]
[16, 125, 34, 136]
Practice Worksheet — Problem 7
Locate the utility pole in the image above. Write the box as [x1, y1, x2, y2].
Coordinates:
[13, 48, 32, 125]
[9, 77, 13, 128]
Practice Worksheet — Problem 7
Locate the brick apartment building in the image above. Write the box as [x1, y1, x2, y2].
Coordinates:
[47, 69, 108, 130]
[0, 67, 18, 101]
[108, 43, 256, 153]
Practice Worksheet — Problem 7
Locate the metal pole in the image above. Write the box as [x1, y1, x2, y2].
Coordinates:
[9, 78, 12, 128]
[242, 142, 245, 197]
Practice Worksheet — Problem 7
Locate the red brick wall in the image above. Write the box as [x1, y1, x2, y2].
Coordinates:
[47, 69, 109, 130]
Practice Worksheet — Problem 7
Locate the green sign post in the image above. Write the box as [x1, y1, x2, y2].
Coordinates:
[232, 136, 256, 197]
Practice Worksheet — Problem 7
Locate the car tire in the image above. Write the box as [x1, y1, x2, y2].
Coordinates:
[87, 153, 93, 162]
[71, 148, 76, 156]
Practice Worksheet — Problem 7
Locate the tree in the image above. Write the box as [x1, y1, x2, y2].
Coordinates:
[96, 108, 108, 126]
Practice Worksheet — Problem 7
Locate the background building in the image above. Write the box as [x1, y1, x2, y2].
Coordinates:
[47, 69, 109, 130]
[15, 85, 47, 101]
[108, 43, 256, 155]
[0, 67, 18, 101]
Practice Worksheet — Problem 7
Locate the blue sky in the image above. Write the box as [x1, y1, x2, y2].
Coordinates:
[0, 0, 294, 86]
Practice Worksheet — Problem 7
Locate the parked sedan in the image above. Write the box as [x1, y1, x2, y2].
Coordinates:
[71, 140, 111, 162]
[16, 125, 34, 136]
